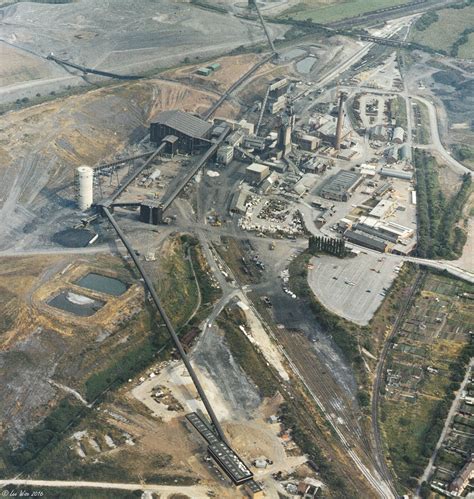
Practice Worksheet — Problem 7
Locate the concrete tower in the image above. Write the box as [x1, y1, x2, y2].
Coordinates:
[335, 92, 346, 151]
[278, 118, 292, 157]
[75, 165, 94, 211]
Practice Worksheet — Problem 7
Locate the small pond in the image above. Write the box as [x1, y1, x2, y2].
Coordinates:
[48, 291, 104, 317]
[75, 273, 128, 296]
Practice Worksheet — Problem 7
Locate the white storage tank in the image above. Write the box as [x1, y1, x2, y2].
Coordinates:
[75, 165, 94, 211]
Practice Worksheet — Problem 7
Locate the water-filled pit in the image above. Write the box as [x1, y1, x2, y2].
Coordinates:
[75, 273, 129, 296]
[48, 291, 105, 317]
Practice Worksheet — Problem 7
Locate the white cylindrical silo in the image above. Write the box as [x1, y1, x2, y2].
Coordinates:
[75, 166, 94, 211]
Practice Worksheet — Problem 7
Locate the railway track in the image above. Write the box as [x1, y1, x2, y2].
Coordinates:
[246, 293, 394, 497]
[371, 268, 426, 493]
[280, 336, 395, 498]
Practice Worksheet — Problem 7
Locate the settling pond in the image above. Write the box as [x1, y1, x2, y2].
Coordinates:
[75, 273, 128, 296]
[48, 291, 104, 317]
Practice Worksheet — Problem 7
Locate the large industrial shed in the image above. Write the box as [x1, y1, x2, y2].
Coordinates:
[150, 110, 212, 153]
[320, 170, 362, 202]
[344, 229, 388, 252]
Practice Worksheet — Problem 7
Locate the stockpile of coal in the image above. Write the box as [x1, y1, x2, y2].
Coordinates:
[51, 228, 97, 247]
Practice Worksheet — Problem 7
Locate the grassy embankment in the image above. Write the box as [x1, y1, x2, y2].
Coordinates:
[409, 3, 474, 57]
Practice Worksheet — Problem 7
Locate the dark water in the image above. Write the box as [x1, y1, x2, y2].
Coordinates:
[52, 229, 97, 248]
[48, 291, 104, 317]
[75, 273, 128, 296]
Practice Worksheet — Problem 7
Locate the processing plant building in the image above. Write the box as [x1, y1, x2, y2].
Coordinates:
[150, 110, 212, 153]
[344, 229, 388, 252]
[320, 170, 362, 201]
[246, 163, 270, 185]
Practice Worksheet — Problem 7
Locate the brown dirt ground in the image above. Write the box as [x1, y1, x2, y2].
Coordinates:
[0, 45, 53, 87]
[164, 54, 262, 94]
[0, 79, 239, 192]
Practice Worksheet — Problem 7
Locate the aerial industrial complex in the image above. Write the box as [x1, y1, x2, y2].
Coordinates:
[1, 0, 473, 498]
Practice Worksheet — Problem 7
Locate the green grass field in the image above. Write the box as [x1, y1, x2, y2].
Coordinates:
[281, 0, 411, 23]
[409, 5, 474, 56]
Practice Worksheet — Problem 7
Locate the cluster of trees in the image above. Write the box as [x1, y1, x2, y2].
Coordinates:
[452, 144, 474, 162]
[451, 27, 474, 56]
[7, 397, 87, 472]
[85, 336, 159, 402]
[181, 235, 221, 305]
[308, 236, 346, 257]
[449, 0, 474, 9]
[415, 150, 472, 259]
[415, 11, 439, 31]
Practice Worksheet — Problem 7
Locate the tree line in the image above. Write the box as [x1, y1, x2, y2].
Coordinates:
[309, 235, 346, 257]
[415, 150, 472, 259]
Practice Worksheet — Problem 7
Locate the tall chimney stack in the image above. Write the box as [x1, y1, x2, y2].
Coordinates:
[335, 92, 346, 151]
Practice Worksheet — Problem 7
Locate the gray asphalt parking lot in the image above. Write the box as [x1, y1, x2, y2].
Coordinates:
[308, 252, 403, 325]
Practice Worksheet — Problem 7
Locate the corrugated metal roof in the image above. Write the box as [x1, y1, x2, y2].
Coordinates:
[344, 230, 387, 251]
[321, 170, 360, 195]
[208, 441, 253, 484]
[152, 110, 212, 139]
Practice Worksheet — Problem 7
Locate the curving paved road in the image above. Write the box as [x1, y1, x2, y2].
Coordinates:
[413, 95, 471, 175]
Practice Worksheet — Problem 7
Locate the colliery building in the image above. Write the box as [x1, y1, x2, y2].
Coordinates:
[246, 163, 270, 185]
[392, 126, 405, 144]
[344, 229, 388, 252]
[320, 170, 362, 202]
[150, 110, 212, 154]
